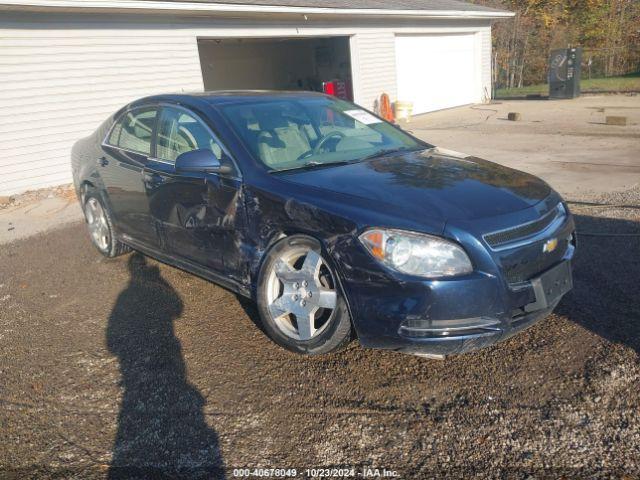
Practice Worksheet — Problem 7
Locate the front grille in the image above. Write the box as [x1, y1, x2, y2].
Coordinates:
[502, 238, 568, 284]
[484, 204, 564, 249]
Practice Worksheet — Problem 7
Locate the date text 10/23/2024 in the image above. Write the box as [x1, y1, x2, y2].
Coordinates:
[232, 467, 400, 478]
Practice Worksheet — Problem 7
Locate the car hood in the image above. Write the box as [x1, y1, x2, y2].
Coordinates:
[278, 147, 551, 222]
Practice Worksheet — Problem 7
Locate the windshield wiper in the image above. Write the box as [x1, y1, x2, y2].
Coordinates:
[271, 147, 425, 174]
[361, 147, 424, 162]
[273, 160, 353, 174]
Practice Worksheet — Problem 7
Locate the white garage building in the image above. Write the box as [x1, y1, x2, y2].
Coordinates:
[0, 0, 511, 195]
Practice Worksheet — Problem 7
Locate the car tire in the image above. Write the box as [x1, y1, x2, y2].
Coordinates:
[256, 235, 352, 355]
[82, 188, 131, 258]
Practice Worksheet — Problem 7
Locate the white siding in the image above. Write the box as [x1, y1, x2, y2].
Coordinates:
[0, 18, 204, 196]
[0, 13, 494, 196]
[480, 26, 492, 101]
[350, 32, 398, 113]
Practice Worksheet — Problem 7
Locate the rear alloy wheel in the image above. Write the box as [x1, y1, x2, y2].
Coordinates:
[257, 236, 352, 355]
[85, 197, 110, 252]
[83, 190, 130, 258]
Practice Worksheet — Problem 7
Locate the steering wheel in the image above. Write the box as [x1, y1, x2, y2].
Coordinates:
[298, 131, 347, 161]
[313, 131, 347, 154]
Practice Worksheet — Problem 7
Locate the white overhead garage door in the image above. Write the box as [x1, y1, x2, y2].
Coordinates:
[395, 34, 480, 115]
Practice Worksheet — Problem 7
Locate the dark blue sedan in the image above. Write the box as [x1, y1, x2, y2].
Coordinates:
[72, 92, 575, 358]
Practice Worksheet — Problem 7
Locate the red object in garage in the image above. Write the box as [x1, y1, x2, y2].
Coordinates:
[322, 80, 351, 100]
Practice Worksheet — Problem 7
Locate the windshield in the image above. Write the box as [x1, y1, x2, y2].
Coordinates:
[220, 96, 426, 172]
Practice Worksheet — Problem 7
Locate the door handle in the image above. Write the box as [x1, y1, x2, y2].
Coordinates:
[97, 156, 109, 167]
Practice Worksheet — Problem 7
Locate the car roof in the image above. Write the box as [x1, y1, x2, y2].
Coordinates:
[132, 90, 331, 109]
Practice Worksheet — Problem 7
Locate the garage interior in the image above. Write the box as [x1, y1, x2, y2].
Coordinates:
[197, 36, 353, 99]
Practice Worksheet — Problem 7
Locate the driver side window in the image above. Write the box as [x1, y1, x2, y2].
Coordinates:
[156, 107, 225, 164]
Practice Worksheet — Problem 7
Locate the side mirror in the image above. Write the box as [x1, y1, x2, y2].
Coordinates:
[175, 149, 233, 175]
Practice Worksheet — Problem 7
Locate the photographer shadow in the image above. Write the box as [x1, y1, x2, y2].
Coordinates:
[106, 253, 225, 479]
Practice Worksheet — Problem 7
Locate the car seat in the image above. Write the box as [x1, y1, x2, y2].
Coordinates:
[256, 113, 311, 167]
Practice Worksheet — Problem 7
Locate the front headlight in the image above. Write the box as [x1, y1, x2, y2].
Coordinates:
[359, 228, 473, 278]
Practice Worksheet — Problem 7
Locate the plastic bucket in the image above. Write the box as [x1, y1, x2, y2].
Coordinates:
[395, 101, 414, 123]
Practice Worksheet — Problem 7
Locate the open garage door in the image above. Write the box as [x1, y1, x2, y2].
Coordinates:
[395, 34, 480, 115]
[197, 37, 353, 100]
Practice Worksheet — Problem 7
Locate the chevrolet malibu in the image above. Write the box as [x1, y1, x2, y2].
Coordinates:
[72, 92, 575, 357]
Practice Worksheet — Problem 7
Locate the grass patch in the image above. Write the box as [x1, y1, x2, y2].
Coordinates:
[496, 73, 640, 98]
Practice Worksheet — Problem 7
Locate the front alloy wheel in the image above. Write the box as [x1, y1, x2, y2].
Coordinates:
[257, 236, 352, 355]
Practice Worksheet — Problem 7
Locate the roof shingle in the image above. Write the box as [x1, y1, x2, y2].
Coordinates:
[141, 0, 508, 14]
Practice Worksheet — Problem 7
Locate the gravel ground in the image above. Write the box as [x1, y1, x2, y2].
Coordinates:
[1, 188, 639, 479]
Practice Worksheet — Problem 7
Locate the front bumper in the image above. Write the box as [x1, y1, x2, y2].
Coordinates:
[340, 207, 576, 358]
[359, 301, 559, 358]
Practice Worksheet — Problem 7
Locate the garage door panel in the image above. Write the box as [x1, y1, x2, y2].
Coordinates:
[396, 34, 479, 115]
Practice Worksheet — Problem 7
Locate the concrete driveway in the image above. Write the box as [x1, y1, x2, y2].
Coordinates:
[409, 95, 640, 197]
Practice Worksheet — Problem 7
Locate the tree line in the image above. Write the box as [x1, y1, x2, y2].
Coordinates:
[473, 0, 640, 88]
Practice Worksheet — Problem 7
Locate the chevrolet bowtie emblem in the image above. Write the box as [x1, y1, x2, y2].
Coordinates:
[543, 238, 558, 253]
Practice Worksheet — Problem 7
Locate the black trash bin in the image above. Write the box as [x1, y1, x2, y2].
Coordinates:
[549, 47, 582, 99]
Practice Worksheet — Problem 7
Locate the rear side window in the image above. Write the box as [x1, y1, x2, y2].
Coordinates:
[107, 108, 158, 156]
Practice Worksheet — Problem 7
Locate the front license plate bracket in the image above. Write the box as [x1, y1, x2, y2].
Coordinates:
[525, 261, 573, 312]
